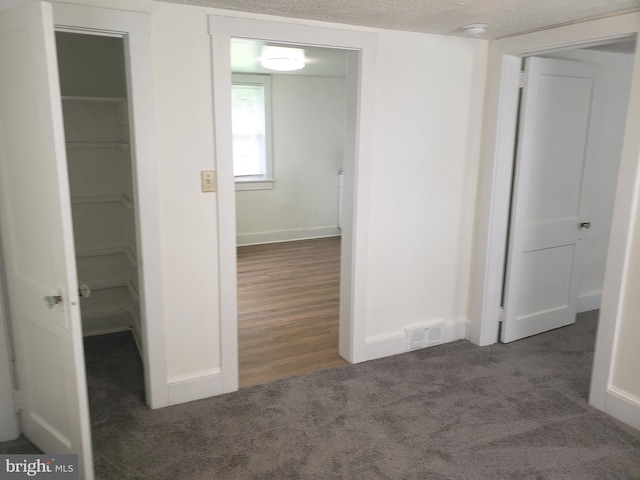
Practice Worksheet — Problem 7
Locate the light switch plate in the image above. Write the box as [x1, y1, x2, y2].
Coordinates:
[201, 170, 216, 193]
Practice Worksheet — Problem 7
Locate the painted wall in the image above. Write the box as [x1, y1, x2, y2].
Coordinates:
[542, 48, 634, 312]
[365, 30, 487, 340]
[611, 196, 640, 399]
[235, 74, 346, 245]
[148, 2, 222, 382]
[50, 0, 487, 386]
[132, 1, 487, 380]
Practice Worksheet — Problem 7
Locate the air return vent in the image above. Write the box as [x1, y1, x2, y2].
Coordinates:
[405, 321, 445, 351]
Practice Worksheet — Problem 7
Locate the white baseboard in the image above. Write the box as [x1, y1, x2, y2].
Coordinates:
[167, 368, 223, 406]
[363, 317, 468, 362]
[131, 323, 144, 359]
[577, 290, 602, 313]
[82, 310, 131, 337]
[237, 226, 340, 246]
[605, 386, 640, 431]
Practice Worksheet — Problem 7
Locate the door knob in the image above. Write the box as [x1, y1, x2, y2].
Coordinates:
[580, 222, 591, 229]
[79, 284, 91, 298]
[44, 295, 62, 309]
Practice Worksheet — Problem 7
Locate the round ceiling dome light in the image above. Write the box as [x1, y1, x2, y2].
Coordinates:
[462, 23, 488, 37]
[260, 46, 306, 71]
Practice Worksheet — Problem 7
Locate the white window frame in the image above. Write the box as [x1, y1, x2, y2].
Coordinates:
[232, 74, 273, 191]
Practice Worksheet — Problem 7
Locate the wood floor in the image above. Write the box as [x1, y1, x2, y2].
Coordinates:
[237, 236, 346, 388]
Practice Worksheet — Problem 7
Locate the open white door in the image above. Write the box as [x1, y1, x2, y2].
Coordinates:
[0, 2, 93, 478]
[501, 57, 604, 343]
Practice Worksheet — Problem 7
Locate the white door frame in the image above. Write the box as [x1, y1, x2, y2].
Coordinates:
[52, 3, 169, 408]
[209, 14, 378, 392]
[470, 13, 640, 412]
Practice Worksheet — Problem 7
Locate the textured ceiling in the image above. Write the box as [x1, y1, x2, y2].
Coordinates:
[158, 0, 640, 38]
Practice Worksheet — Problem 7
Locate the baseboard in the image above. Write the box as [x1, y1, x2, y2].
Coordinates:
[167, 368, 223, 406]
[363, 317, 468, 362]
[237, 226, 340, 246]
[82, 310, 131, 337]
[131, 322, 144, 359]
[577, 290, 602, 313]
[605, 386, 640, 431]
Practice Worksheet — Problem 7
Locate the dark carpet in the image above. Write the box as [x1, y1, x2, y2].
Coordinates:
[2, 310, 639, 479]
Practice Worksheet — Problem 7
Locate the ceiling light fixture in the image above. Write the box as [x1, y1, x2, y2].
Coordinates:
[260, 46, 306, 72]
[462, 23, 488, 37]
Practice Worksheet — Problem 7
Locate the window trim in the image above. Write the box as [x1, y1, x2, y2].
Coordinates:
[231, 74, 273, 191]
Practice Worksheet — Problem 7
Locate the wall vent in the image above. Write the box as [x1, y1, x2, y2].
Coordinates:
[405, 320, 445, 351]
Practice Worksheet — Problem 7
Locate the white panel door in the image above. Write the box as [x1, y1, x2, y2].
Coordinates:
[0, 2, 93, 478]
[501, 57, 604, 343]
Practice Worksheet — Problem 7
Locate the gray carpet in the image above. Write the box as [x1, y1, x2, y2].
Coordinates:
[2, 310, 639, 479]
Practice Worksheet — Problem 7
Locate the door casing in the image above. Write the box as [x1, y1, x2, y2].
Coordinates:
[209, 14, 378, 392]
[53, 4, 168, 408]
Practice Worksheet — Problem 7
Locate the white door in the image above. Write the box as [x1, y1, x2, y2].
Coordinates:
[501, 57, 604, 343]
[0, 2, 93, 478]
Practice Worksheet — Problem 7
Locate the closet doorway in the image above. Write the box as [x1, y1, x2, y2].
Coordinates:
[0, 5, 164, 473]
[56, 32, 144, 352]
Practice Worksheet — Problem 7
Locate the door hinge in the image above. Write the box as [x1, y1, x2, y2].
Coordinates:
[519, 70, 526, 89]
[498, 306, 506, 323]
[12, 389, 21, 413]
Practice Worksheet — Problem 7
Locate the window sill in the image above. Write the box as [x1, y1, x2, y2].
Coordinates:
[235, 178, 274, 191]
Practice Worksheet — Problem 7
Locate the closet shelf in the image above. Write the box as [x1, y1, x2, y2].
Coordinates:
[78, 280, 139, 304]
[71, 194, 134, 209]
[62, 95, 126, 103]
[80, 279, 128, 291]
[80, 306, 132, 321]
[66, 142, 129, 150]
[76, 246, 138, 266]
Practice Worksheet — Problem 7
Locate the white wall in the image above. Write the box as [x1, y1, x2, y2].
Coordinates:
[542, 48, 634, 312]
[153, 3, 487, 378]
[50, 0, 487, 394]
[235, 74, 346, 245]
[601, 39, 640, 429]
[149, 3, 221, 383]
[365, 30, 487, 342]
[146, 2, 487, 382]
[611, 200, 640, 400]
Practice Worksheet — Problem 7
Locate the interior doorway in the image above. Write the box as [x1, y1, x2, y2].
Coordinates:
[500, 38, 636, 343]
[210, 15, 378, 392]
[230, 40, 349, 387]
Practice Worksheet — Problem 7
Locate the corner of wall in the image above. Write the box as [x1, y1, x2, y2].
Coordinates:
[605, 386, 640, 431]
[167, 369, 223, 405]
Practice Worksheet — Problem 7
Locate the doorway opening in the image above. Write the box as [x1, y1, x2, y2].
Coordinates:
[210, 14, 377, 392]
[55, 31, 145, 394]
[500, 36, 636, 344]
[231, 40, 350, 387]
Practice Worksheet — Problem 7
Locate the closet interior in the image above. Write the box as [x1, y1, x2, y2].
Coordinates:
[56, 31, 142, 352]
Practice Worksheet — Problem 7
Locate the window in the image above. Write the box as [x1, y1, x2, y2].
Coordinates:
[232, 74, 273, 190]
